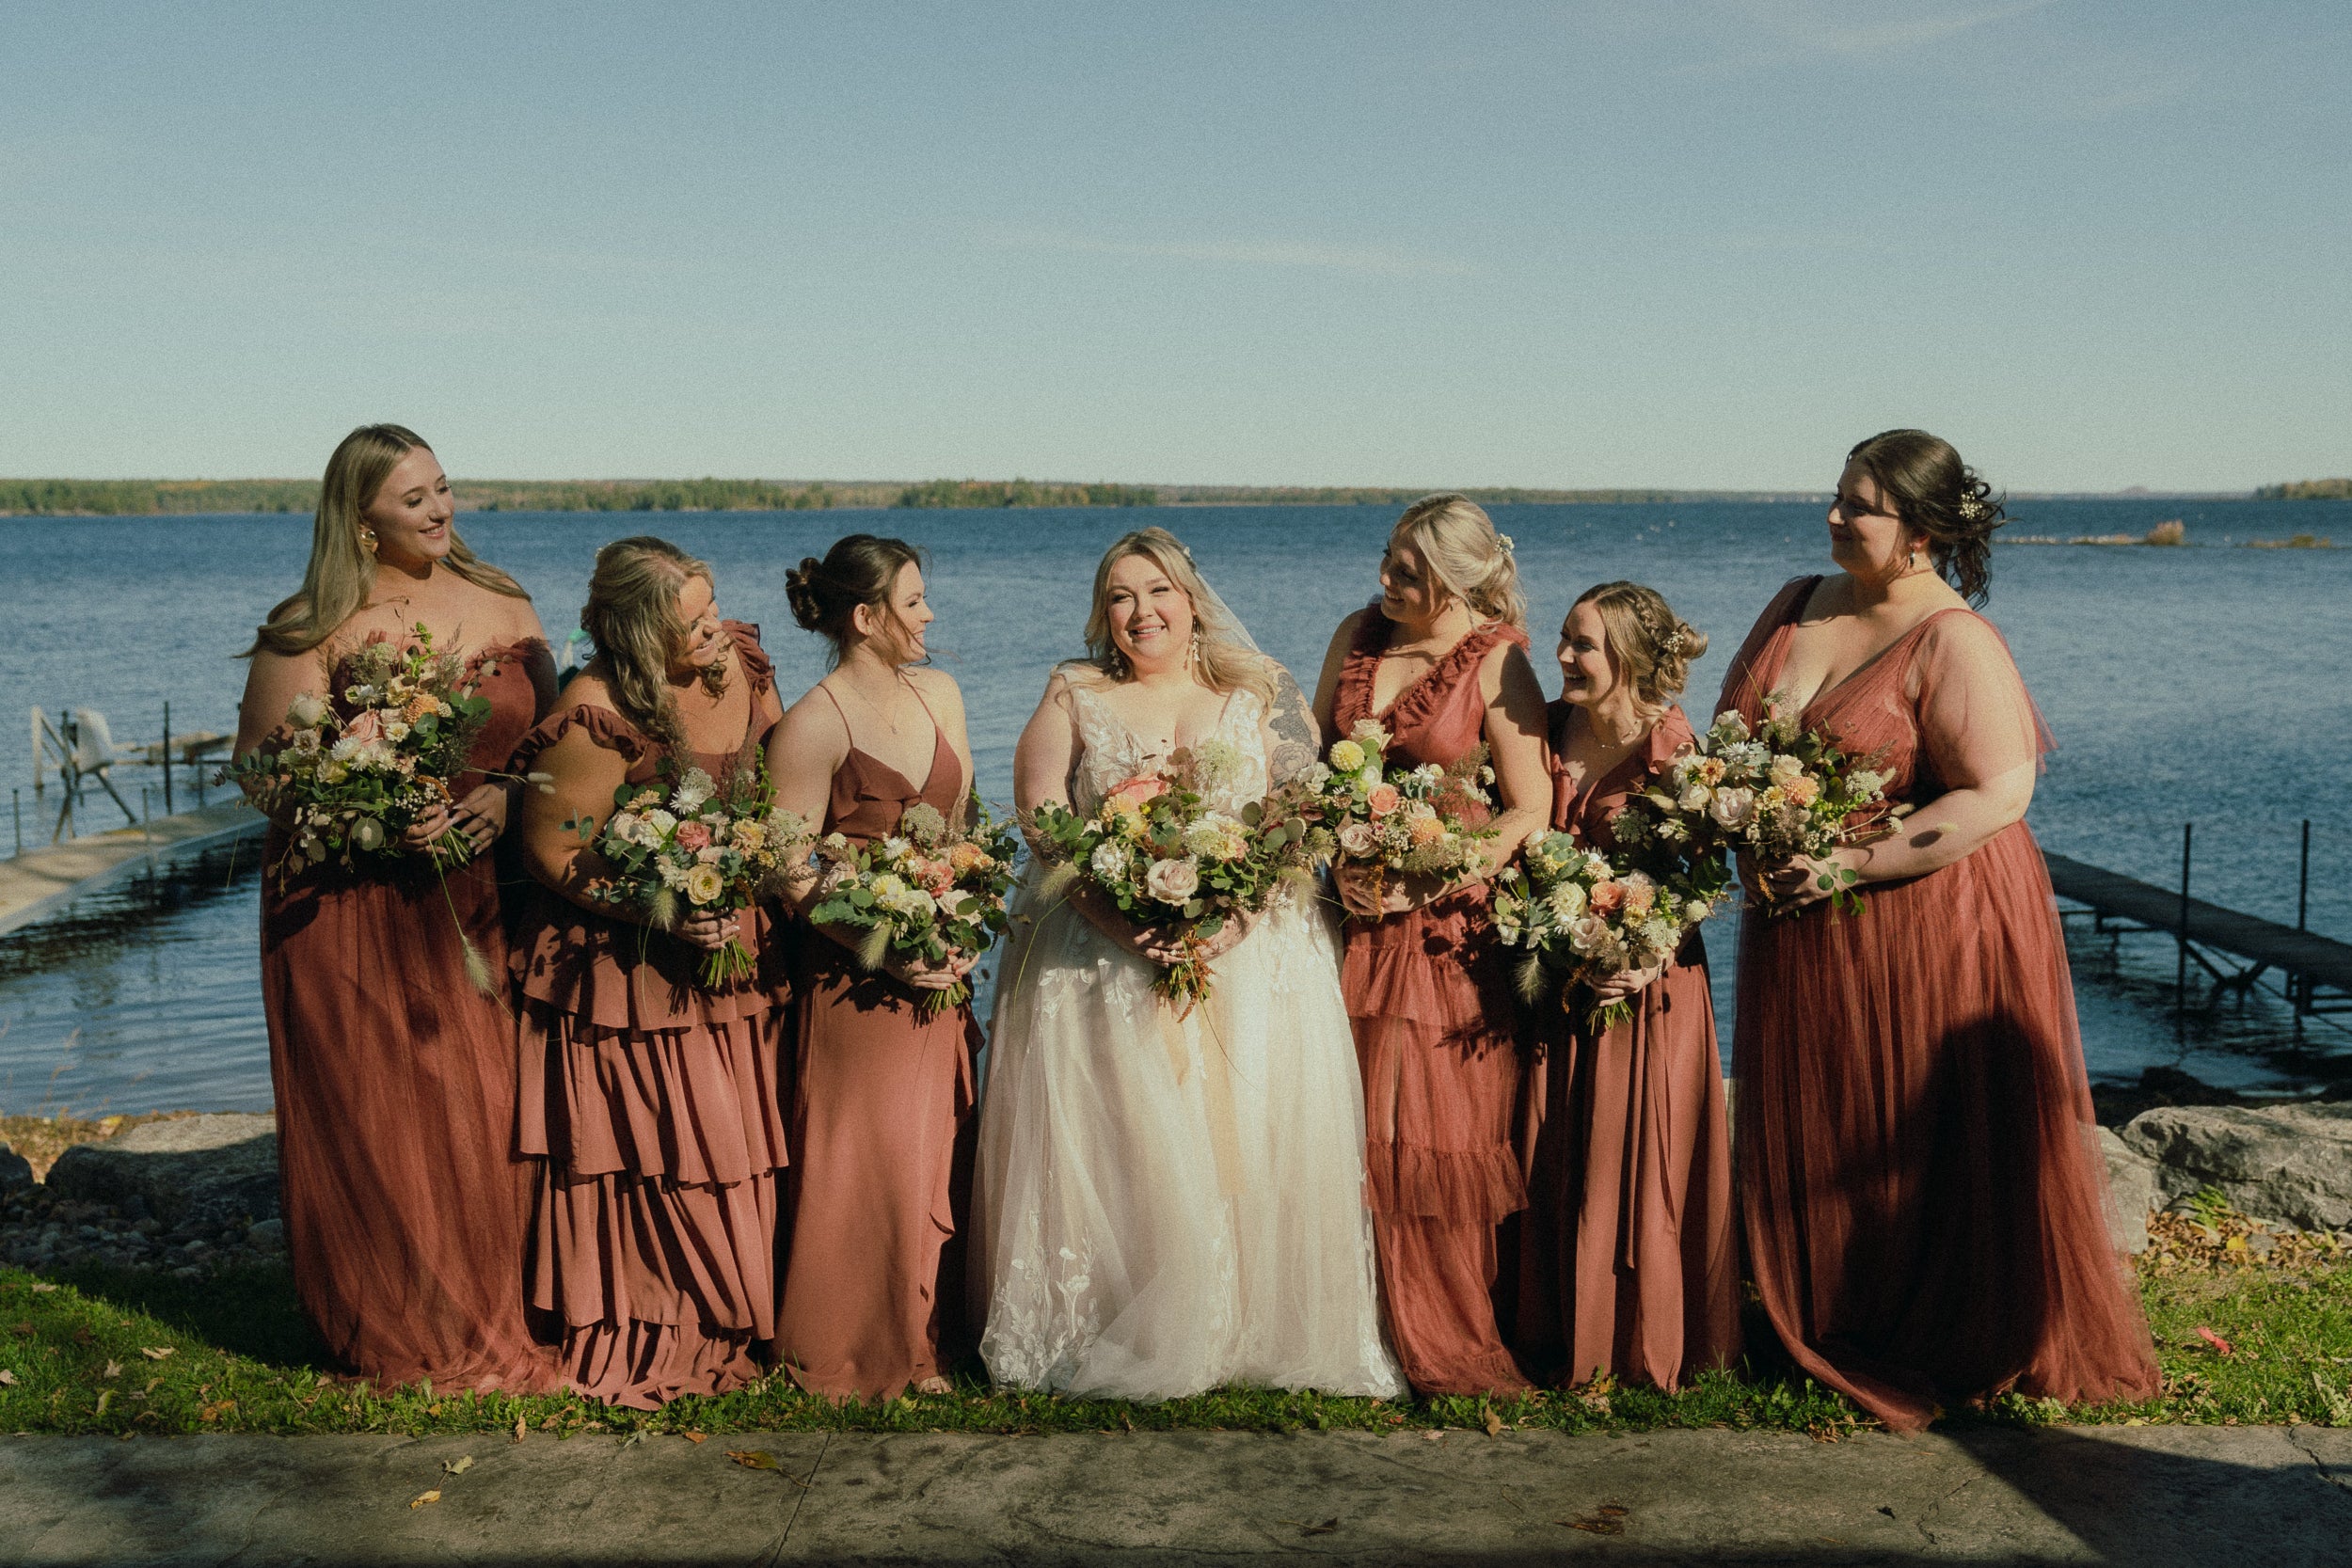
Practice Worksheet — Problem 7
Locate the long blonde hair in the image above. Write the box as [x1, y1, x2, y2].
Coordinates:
[580, 536, 727, 755]
[1076, 527, 1275, 704]
[1573, 580, 1708, 717]
[1393, 493, 1525, 629]
[244, 424, 527, 658]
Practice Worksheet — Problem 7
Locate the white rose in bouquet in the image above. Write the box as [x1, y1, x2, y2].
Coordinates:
[1144, 857, 1200, 905]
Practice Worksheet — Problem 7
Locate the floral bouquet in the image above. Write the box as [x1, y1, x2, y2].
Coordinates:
[1610, 705, 1898, 917]
[1492, 831, 1729, 1030]
[586, 761, 813, 986]
[1025, 738, 1314, 1013]
[1283, 718, 1498, 900]
[808, 795, 1023, 1017]
[230, 625, 507, 881]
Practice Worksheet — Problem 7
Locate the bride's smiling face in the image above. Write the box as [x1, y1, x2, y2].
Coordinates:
[1104, 553, 1196, 675]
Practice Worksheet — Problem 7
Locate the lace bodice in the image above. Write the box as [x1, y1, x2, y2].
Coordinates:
[1065, 682, 1272, 815]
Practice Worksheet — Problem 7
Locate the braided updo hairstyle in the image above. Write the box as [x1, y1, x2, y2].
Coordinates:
[1572, 581, 1708, 716]
[1393, 493, 1526, 629]
[1846, 429, 2008, 607]
[785, 534, 927, 666]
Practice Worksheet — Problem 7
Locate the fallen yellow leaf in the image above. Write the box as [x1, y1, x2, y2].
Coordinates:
[1483, 1407, 1505, 1437]
[94, 1391, 111, 1418]
[101, 1361, 122, 1380]
[410, 1489, 441, 1510]
[682, 1431, 707, 1444]
[0, 1370, 17, 1386]
[443, 1456, 474, 1477]
[726, 1449, 781, 1470]
[138, 1346, 175, 1361]
[28, 1283, 57, 1294]
[512, 1417, 527, 1443]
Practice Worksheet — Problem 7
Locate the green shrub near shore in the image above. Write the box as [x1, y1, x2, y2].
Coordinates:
[2254, 479, 2352, 500]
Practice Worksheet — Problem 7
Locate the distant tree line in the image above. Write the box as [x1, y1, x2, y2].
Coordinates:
[893, 479, 1158, 509]
[2255, 479, 2352, 500]
[4, 475, 1836, 516]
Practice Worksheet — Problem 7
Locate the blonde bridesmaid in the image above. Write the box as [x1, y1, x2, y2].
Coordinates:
[1514, 582, 1738, 1391]
[1311, 494, 1549, 1396]
[510, 537, 791, 1407]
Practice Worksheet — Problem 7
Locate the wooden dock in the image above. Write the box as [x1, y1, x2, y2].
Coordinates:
[0, 801, 265, 939]
[2044, 849, 2352, 1010]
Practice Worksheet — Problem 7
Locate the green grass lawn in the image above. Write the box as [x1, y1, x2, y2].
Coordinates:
[4, 1223, 2345, 1439]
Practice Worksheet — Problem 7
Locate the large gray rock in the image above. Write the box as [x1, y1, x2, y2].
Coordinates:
[45, 1113, 278, 1226]
[0, 1142, 30, 1195]
[2098, 1126, 2156, 1254]
[2120, 1103, 2352, 1232]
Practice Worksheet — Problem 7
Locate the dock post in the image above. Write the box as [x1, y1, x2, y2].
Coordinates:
[141, 786, 154, 880]
[2175, 823, 2193, 1009]
[2299, 820, 2312, 932]
[162, 701, 173, 815]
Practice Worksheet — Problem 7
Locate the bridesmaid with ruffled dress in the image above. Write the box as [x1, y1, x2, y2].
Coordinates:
[1514, 582, 1739, 1392]
[236, 424, 557, 1391]
[1719, 430, 2157, 1432]
[509, 537, 791, 1407]
[767, 536, 982, 1401]
[1311, 494, 1550, 1396]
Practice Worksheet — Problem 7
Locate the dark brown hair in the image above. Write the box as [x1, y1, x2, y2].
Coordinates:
[1846, 428, 2008, 607]
[786, 534, 927, 665]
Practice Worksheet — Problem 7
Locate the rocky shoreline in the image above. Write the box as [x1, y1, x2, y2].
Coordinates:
[1, 1071, 2345, 1275]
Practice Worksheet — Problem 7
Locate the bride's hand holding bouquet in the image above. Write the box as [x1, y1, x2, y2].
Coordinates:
[1025, 738, 1313, 1013]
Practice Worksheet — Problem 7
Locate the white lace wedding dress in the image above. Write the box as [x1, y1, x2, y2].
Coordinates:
[972, 670, 1404, 1400]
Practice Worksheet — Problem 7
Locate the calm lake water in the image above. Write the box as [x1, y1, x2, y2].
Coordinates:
[3, 499, 2346, 1114]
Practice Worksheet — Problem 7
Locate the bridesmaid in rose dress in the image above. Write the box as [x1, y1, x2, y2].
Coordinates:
[510, 537, 791, 1407]
[768, 536, 982, 1401]
[236, 424, 557, 1391]
[1311, 494, 1549, 1396]
[1720, 430, 2157, 1431]
[1514, 582, 1739, 1391]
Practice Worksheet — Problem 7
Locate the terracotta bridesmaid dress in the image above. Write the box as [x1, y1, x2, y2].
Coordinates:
[262, 634, 558, 1392]
[1332, 608, 1533, 1396]
[508, 624, 792, 1408]
[773, 687, 982, 1401]
[1720, 577, 2158, 1432]
[1514, 702, 1740, 1391]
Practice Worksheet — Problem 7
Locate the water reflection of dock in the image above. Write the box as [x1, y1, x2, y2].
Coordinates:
[2045, 850, 2350, 1017]
[0, 801, 264, 938]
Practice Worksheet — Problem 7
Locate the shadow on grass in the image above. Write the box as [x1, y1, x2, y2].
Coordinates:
[52, 1259, 330, 1369]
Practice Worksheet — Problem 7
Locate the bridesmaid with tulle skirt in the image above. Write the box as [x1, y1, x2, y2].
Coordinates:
[512, 560, 790, 1408]
[243, 423, 558, 1392]
[1721, 431, 2156, 1431]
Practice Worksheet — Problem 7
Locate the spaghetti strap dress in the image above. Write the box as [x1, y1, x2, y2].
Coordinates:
[1331, 608, 1534, 1396]
[1514, 703, 1739, 1391]
[1719, 577, 2157, 1432]
[773, 685, 983, 1401]
[261, 634, 558, 1392]
[508, 623, 793, 1408]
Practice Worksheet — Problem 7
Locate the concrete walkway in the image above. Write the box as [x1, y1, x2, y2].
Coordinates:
[3, 1425, 2346, 1565]
[0, 800, 262, 937]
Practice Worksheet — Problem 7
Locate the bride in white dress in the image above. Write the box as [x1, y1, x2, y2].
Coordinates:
[973, 528, 1404, 1400]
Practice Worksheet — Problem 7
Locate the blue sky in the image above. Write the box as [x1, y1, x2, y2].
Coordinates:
[4, 2, 2345, 490]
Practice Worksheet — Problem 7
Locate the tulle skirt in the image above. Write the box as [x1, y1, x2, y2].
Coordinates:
[1735, 822, 2158, 1431]
[972, 878, 1401, 1401]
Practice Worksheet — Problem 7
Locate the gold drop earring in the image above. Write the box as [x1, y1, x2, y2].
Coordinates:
[358, 527, 378, 555]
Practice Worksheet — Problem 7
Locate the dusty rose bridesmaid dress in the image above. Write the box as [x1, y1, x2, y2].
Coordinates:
[1720, 577, 2157, 1432]
[1514, 702, 1740, 1391]
[773, 687, 981, 1400]
[261, 635, 558, 1392]
[508, 624, 792, 1408]
[1332, 607, 1533, 1396]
